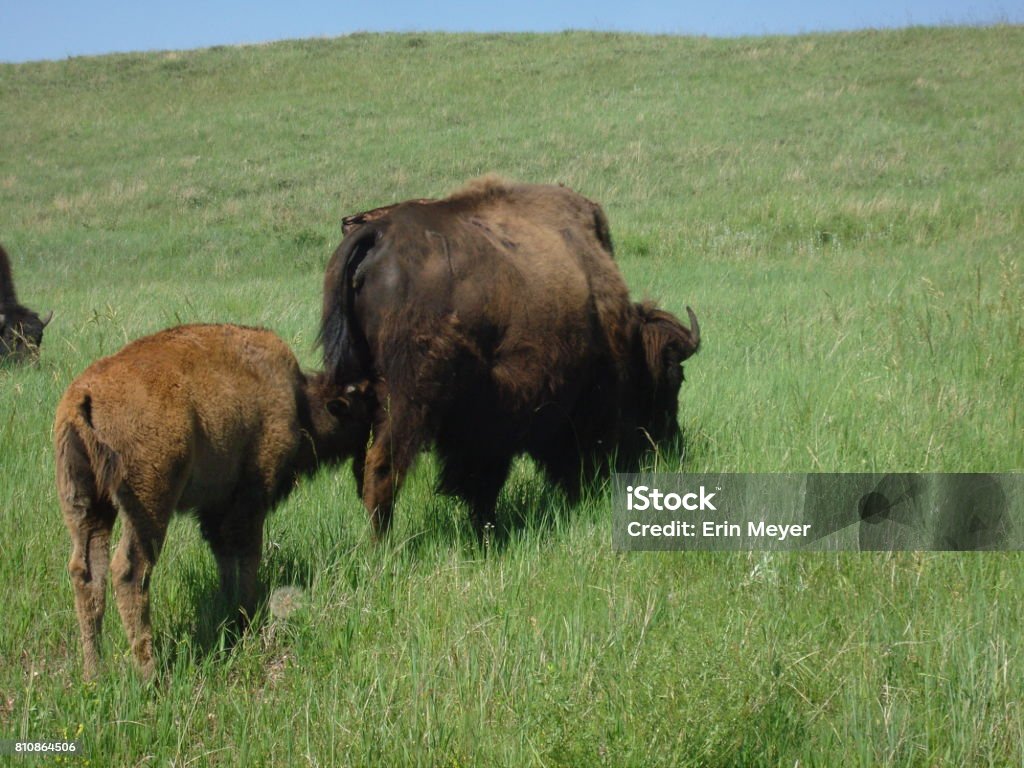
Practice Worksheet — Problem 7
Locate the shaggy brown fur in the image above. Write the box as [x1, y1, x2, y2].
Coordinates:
[54, 324, 371, 679]
[0, 244, 52, 361]
[320, 177, 700, 538]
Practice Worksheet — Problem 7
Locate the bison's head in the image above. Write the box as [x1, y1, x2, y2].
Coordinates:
[0, 307, 53, 362]
[622, 303, 701, 457]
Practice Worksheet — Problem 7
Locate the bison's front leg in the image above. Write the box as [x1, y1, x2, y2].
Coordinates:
[200, 489, 269, 624]
[436, 445, 512, 538]
[362, 400, 424, 540]
[236, 514, 265, 625]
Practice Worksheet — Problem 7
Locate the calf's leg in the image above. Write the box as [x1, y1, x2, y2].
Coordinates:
[235, 514, 266, 624]
[199, 491, 268, 624]
[110, 495, 168, 681]
[62, 496, 116, 680]
[199, 511, 239, 605]
[57, 425, 117, 679]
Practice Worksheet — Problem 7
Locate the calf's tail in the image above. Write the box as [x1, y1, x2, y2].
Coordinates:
[55, 393, 124, 504]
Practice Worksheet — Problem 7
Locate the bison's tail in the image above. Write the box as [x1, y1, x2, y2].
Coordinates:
[319, 226, 378, 384]
[54, 394, 124, 506]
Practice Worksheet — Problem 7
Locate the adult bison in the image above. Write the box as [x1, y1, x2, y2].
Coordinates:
[1, 243, 52, 361]
[321, 177, 700, 538]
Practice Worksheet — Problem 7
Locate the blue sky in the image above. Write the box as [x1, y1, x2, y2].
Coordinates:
[1, 1, 1021, 63]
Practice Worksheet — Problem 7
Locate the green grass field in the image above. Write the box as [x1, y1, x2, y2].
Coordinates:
[1, 27, 1022, 766]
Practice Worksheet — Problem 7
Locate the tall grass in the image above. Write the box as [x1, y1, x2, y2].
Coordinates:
[1, 27, 1022, 765]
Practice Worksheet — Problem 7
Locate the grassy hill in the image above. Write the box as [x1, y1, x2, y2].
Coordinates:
[1, 27, 1022, 765]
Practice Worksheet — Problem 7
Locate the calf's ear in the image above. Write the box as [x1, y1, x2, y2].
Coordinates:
[343, 380, 371, 398]
[326, 380, 372, 421]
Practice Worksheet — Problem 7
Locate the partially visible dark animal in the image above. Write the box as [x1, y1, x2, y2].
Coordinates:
[0, 243, 52, 361]
[321, 177, 701, 538]
[54, 324, 371, 679]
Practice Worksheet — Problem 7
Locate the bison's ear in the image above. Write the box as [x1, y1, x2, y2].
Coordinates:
[343, 380, 371, 397]
[637, 304, 701, 374]
[326, 380, 372, 421]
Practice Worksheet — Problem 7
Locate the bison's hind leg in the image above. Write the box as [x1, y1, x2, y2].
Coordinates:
[109, 488, 170, 681]
[57, 425, 117, 680]
[363, 402, 429, 540]
[61, 497, 116, 680]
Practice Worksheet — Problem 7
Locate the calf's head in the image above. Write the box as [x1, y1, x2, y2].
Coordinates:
[302, 375, 374, 463]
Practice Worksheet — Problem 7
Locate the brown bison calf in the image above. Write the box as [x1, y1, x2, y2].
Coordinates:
[54, 324, 370, 679]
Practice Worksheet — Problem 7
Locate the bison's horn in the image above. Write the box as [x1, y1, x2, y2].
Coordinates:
[41, 309, 54, 327]
[686, 306, 701, 351]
